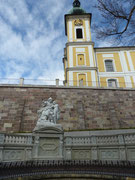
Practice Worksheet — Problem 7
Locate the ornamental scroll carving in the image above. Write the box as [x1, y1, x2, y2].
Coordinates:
[34, 98, 60, 131]
[74, 19, 83, 26]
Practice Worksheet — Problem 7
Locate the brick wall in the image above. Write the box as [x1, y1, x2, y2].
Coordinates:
[0, 85, 135, 132]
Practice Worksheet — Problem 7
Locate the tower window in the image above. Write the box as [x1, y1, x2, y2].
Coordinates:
[105, 60, 114, 72]
[108, 79, 117, 88]
[78, 54, 84, 65]
[78, 74, 86, 86]
[76, 29, 83, 39]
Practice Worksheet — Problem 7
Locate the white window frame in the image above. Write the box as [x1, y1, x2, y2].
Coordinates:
[104, 59, 116, 72]
[107, 78, 119, 88]
[74, 26, 84, 41]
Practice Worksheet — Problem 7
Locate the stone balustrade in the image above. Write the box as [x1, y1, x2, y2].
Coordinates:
[0, 128, 135, 162]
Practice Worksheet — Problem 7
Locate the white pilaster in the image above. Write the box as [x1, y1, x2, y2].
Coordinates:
[69, 71, 73, 86]
[124, 76, 132, 88]
[91, 71, 97, 87]
[88, 45, 94, 67]
[126, 51, 134, 71]
[119, 51, 128, 72]
[69, 46, 73, 67]
[85, 20, 90, 41]
[133, 76, 135, 85]
[68, 20, 73, 42]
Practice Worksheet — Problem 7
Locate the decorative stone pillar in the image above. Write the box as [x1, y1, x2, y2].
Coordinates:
[118, 135, 124, 145]
[65, 148, 72, 160]
[91, 136, 98, 160]
[120, 147, 126, 160]
[32, 126, 64, 160]
[32, 135, 40, 159]
[91, 147, 98, 160]
[25, 148, 32, 161]
[0, 134, 4, 161]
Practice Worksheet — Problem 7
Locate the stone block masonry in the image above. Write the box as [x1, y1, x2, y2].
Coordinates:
[0, 85, 135, 133]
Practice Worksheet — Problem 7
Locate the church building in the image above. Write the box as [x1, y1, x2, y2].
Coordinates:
[63, 0, 135, 88]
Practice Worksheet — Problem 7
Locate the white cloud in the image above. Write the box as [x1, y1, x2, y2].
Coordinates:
[0, 0, 113, 85]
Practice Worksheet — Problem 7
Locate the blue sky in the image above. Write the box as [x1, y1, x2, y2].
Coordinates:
[0, 0, 112, 84]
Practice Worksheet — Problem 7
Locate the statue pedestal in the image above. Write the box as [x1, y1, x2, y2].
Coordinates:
[32, 124, 64, 160]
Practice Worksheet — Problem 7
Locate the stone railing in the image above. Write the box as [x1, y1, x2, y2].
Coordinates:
[4, 134, 33, 145]
[0, 129, 135, 162]
[65, 134, 133, 146]
[0, 134, 33, 145]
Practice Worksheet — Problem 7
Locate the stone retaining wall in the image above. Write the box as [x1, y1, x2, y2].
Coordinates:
[0, 85, 135, 132]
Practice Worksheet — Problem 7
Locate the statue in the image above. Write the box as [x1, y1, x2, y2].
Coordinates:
[34, 97, 60, 131]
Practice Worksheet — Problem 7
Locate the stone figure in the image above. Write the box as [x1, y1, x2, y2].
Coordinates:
[34, 97, 60, 131]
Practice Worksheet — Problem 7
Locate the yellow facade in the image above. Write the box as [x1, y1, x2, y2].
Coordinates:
[130, 52, 135, 70]
[63, 4, 135, 89]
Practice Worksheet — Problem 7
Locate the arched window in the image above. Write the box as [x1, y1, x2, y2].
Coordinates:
[108, 79, 117, 87]
[105, 60, 114, 72]
[78, 74, 86, 86]
[78, 54, 84, 65]
[76, 28, 83, 39]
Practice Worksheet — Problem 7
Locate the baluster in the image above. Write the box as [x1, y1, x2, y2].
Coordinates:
[9, 136, 12, 143]
[5, 135, 9, 143]
[12, 136, 15, 144]
[16, 136, 19, 143]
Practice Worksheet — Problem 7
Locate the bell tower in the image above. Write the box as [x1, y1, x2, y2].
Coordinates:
[63, 0, 98, 87]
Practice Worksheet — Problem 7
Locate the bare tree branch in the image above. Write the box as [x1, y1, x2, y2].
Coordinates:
[94, 0, 135, 44]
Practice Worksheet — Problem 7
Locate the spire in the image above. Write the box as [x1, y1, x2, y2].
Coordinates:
[73, 0, 81, 8]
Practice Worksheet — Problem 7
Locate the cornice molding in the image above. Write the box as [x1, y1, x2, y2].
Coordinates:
[66, 41, 94, 47]
[66, 67, 98, 72]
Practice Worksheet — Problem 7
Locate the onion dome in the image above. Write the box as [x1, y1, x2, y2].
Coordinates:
[68, 0, 86, 15]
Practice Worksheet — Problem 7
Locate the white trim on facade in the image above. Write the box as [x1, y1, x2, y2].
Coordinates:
[68, 71, 73, 86]
[125, 76, 132, 88]
[98, 72, 135, 76]
[119, 51, 128, 72]
[88, 46, 94, 67]
[126, 51, 134, 71]
[133, 76, 135, 85]
[91, 70, 96, 87]
[85, 20, 90, 41]
[68, 20, 73, 42]
[76, 48, 85, 53]
[69, 46, 73, 67]
[102, 54, 114, 58]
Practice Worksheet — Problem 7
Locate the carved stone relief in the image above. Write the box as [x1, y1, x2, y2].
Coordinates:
[4, 150, 23, 161]
[72, 150, 91, 160]
[100, 149, 119, 160]
[38, 138, 59, 157]
[127, 149, 135, 160]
